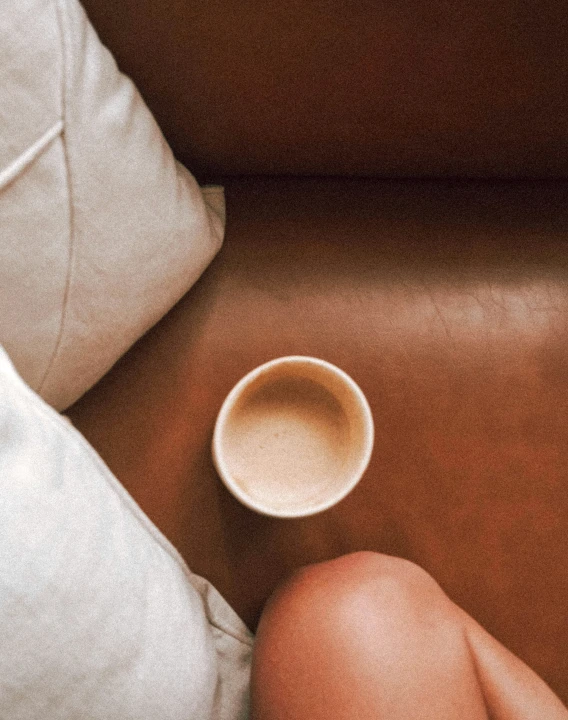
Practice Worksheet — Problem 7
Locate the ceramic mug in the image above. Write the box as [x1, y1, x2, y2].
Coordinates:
[212, 356, 374, 518]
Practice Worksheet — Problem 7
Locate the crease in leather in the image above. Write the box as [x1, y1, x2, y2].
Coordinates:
[0, 120, 64, 193]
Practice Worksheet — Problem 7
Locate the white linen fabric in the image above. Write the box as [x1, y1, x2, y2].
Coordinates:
[0, 345, 252, 719]
[0, 0, 225, 411]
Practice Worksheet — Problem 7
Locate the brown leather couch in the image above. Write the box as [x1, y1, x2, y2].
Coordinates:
[67, 0, 568, 703]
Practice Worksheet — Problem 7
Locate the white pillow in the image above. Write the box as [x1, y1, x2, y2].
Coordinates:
[0, 345, 252, 719]
[0, 0, 225, 411]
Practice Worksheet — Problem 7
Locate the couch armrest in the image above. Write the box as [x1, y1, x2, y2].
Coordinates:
[82, 0, 568, 178]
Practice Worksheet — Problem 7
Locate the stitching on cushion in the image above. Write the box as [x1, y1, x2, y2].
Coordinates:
[0, 120, 64, 192]
[38, 0, 76, 397]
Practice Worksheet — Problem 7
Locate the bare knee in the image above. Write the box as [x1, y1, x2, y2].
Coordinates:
[251, 553, 465, 718]
[253, 551, 459, 677]
[258, 551, 455, 637]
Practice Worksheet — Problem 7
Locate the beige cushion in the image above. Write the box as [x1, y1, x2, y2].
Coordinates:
[0, 0, 224, 411]
[0, 345, 252, 719]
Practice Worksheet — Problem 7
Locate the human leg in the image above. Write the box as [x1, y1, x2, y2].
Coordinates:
[250, 552, 567, 720]
[459, 608, 568, 720]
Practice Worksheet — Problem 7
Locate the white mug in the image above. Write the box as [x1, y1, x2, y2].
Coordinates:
[212, 356, 374, 518]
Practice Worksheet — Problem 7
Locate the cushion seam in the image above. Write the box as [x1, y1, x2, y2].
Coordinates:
[38, 0, 76, 397]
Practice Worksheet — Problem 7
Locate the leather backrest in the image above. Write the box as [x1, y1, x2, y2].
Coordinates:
[81, 0, 568, 179]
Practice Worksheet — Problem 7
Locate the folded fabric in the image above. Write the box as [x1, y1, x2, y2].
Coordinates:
[0, 0, 224, 411]
[0, 344, 252, 719]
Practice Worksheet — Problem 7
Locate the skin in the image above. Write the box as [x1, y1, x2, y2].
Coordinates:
[250, 552, 568, 720]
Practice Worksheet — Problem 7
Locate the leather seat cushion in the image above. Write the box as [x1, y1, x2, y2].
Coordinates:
[68, 176, 568, 704]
